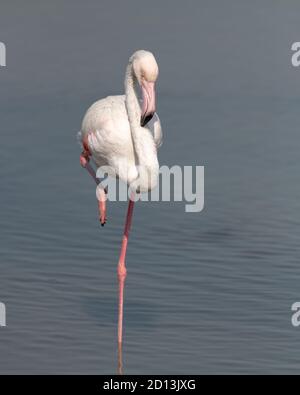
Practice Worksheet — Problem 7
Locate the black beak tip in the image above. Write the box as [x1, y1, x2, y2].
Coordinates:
[141, 113, 154, 127]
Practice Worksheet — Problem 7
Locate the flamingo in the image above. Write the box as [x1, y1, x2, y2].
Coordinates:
[78, 50, 162, 351]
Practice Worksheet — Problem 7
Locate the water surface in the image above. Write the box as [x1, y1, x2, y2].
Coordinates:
[0, 1, 300, 374]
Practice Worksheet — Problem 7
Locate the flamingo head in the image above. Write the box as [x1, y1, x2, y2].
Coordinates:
[131, 50, 159, 127]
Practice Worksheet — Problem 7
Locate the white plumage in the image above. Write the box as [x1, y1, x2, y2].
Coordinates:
[79, 50, 162, 192]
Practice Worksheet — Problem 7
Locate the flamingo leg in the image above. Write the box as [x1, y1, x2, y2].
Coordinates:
[117, 197, 135, 346]
[80, 149, 107, 226]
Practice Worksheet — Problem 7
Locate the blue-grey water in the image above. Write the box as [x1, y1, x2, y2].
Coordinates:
[1, 1, 300, 374]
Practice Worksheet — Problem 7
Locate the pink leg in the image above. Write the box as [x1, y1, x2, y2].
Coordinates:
[97, 186, 107, 226]
[118, 342, 124, 375]
[117, 197, 135, 346]
[80, 153, 98, 184]
[80, 149, 107, 226]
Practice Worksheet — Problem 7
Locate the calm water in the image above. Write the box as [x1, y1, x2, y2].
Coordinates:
[1, 1, 300, 374]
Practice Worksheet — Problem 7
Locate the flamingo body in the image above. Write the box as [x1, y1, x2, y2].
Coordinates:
[80, 52, 162, 190]
[80, 97, 162, 189]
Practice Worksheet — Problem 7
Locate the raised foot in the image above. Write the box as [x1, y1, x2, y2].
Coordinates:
[100, 216, 107, 227]
[99, 206, 107, 226]
[97, 187, 107, 227]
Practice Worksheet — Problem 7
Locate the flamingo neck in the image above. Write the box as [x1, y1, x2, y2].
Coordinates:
[124, 64, 159, 192]
[124, 64, 141, 128]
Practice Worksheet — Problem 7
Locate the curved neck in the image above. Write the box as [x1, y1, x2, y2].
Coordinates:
[124, 64, 141, 129]
[124, 64, 158, 192]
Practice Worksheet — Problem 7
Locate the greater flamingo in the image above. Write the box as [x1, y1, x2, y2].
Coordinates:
[79, 50, 162, 352]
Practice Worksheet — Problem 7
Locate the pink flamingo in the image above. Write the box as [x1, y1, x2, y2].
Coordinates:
[79, 50, 162, 350]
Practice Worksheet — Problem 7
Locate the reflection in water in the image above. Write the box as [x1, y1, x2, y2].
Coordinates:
[117, 273, 126, 375]
[118, 342, 124, 375]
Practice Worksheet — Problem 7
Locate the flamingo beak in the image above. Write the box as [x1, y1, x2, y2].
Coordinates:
[140, 80, 156, 127]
